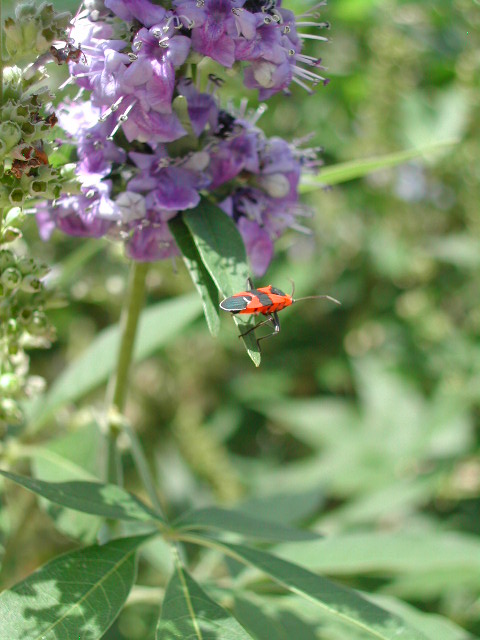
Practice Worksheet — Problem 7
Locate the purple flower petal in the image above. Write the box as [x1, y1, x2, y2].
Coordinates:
[104, 0, 166, 27]
[238, 217, 273, 277]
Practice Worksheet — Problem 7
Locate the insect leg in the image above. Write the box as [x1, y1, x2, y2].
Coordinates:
[256, 312, 281, 349]
[238, 315, 273, 338]
[246, 277, 255, 290]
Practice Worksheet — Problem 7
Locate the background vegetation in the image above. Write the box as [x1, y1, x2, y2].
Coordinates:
[1, 0, 479, 638]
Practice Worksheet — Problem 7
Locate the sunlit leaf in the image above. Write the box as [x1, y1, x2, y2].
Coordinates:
[216, 542, 427, 640]
[156, 565, 252, 639]
[0, 470, 163, 523]
[0, 535, 150, 640]
[274, 531, 480, 576]
[184, 198, 261, 366]
[175, 506, 321, 542]
[169, 215, 220, 336]
[300, 140, 457, 190]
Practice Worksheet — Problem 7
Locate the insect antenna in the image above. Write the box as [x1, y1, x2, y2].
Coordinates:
[293, 295, 341, 305]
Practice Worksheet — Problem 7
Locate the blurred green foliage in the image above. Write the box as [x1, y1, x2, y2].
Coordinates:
[1, 0, 479, 638]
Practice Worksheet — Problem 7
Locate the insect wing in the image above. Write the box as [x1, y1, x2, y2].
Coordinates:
[219, 293, 253, 313]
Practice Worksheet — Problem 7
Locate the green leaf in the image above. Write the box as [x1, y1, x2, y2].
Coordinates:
[370, 594, 475, 640]
[274, 531, 480, 576]
[156, 565, 252, 639]
[26, 293, 202, 430]
[0, 535, 149, 640]
[236, 489, 324, 526]
[31, 422, 105, 542]
[300, 140, 458, 191]
[234, 595, 319, 640]
[183, 198, 261, 367]
[0, 470, 164, 523]
[169, 215, 220, 336]
[217, 542, 427, 640]
[175, 506, 321, 542]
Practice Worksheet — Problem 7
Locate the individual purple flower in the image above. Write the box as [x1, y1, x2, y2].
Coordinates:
[207, 127, 260, 188]
[237, 216, 273, 276]
[128, 150, 207, 211]
[177, 78, 219, 137]
[104, 0, 166, 27]
[174, 0, 247, 68]
[125, 215, 178, 262]
[36, 187, 115, 240]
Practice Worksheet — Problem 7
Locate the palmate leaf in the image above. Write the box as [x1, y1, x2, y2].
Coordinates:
[183, 198, 261, 367]
[0, 535, 149, 640]
[214, 541, 428, 640]
[300, 139, 457, 190]
[0, 470, 164, 523]
[175, 506, 321, 542]
[26, 293, 202, 430]
[156, 564, 252, 639]
[169, 215, 220, 337]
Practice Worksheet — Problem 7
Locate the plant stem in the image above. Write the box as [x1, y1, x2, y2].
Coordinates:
[104, 261, 165, 516]
[105, 261, 148, 485]
[106, 261, 149, 414]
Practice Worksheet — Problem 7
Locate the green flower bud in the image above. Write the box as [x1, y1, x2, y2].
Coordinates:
[0, 122, 22, 158]
[32, 262, 50, 278]
[20, 275, 43, 293]
[0, 373, 20, 395]
[24, 374, 46, 396]
[1, 267, 22, 290]
[6, 319, 20, 336]
[0, 398, 23, 426]
[17, 257, 36, 275]
[7, 343, 20, 356]
[9, 189, 25, 206]
[0, 250, 16, 270]
[5, 3, 71, 60]
[30, 180, 48, 195]
[28, 310, 48, 335]
[19, 308, 33, 325]
[2, 227, 23, 243]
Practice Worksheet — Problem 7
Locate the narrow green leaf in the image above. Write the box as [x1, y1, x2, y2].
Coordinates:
[31, 422, 105, 542]
[26, 293, 202, 430]
[156, 565, 253, 639]
[183, 198, 261, 367]
[233, 596, 295, 640]
[0, 470, 164, 523]
[274, 531, 480, 576]
[175, 507, 321, 542]
[218, 542, 428, 640]
[0, 535, 149, 640]
[300, 140, 458, 191]
[169, 215, 220, 336]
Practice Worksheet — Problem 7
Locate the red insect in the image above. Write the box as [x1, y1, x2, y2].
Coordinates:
[220, 277, 340, 350]
[50, 42, 87, 65]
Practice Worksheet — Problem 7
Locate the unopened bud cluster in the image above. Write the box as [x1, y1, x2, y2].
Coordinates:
[0, 2, 71, 431]
[1, 3, 72, 210]
[0, 247, 55, 431]
[4, 1, 70, 62]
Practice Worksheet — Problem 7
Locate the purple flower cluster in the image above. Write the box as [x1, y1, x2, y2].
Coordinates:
[37, 0, 328, 274]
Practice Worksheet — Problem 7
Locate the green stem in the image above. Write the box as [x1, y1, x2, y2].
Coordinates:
[105, 261, 148, 485]
[106, 261, 149, 413]
[104, 261, 164, 516]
